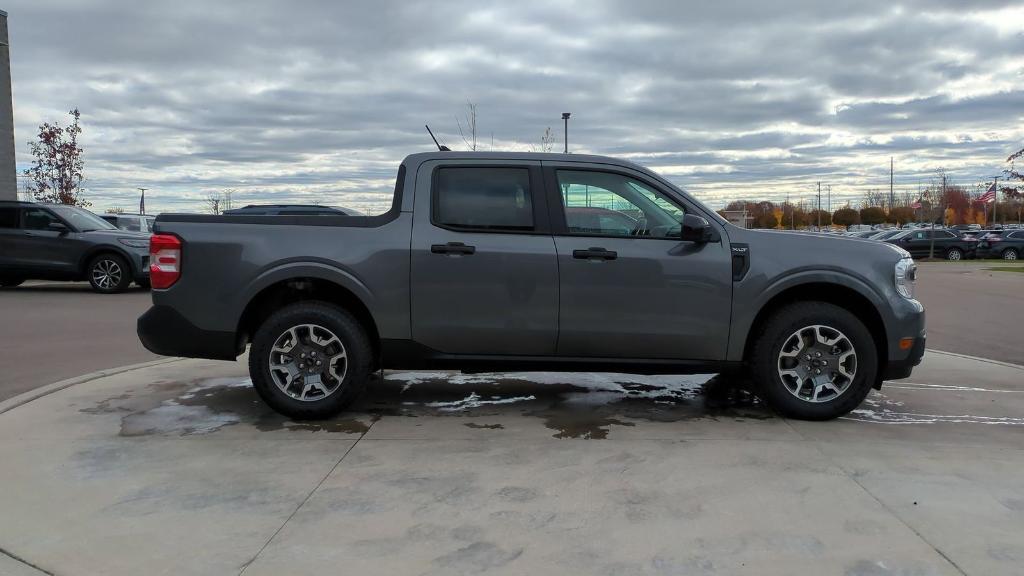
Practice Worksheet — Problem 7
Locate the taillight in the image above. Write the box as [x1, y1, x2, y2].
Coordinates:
[149, 234, 181, 289]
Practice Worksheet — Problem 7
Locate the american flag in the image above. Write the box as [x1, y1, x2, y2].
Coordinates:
[979, 182, 997, 203]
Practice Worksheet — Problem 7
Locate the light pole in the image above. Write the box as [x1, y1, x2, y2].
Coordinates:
[561, 112, 571, 153]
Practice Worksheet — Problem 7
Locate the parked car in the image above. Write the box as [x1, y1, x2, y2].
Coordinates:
[138, 151, 925, 422]
[847, 230, 879, 238]
[222, 204, 361, 216]
[868, 229, 906, 241]
[977, 229, 1024, 260]
[100, 213, 157, 233]
[886, 228, 976, 260]
[0, 201, 151, 292]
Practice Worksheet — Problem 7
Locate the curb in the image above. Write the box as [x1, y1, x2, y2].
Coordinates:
[926, 349, 1024, 371]
[0, 357, 184, 416]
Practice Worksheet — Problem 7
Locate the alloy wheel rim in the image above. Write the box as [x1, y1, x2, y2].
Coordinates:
[92, 259, 122, 289]
[777, 324, 857, 403]
[948, 250, 961, 260]
[1005, 250, 1017, 260]
[268, 323, 348, 402]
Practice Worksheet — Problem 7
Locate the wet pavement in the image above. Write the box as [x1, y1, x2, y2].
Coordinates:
[0, 350, 1021, 575]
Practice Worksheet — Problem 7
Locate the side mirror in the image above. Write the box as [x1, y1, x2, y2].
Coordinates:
[47, 222, 69, 234]
[680, 214, 713, 243]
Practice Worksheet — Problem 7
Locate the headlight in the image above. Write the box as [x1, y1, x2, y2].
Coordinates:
[118, 238, 149, 249]
[895, 257, 916, 299]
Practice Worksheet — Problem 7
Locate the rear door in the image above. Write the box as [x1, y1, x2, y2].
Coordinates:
[410, 161, 559, 355]
[544, 164, 732, 360]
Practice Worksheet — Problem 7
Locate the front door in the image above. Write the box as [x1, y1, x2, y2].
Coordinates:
[18, 206, 79, 274]
[546, 166, 733, 360]
[410, 161, 559, 355]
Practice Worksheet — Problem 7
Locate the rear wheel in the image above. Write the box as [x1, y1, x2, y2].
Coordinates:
[1003, 248, 1018, 261]
[87, 254, 132, 293]
[945, 247, 963, 261]
[249, 301, 372, 419]
[749, 302, 877, 420]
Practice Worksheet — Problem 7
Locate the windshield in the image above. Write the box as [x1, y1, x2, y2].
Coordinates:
[47, 205, 118, 232]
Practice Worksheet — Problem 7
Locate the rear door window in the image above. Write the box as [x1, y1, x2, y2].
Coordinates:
[433, 167, 533, 231]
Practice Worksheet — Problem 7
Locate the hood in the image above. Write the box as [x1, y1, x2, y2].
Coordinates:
[727, 227, 910, 267]
[82, 228, 150, 239]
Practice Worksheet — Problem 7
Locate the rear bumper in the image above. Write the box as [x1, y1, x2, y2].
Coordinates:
[137, 305, 239, 360]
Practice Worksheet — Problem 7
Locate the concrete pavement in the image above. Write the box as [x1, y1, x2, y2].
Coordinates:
[1, 350, 1022, 575]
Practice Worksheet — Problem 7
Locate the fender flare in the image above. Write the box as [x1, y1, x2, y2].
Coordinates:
[727, 268, 890, 361]
[232, 259, 378, 328]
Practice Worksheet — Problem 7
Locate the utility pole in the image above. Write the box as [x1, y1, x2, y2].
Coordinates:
[817, 182, 821, 230]
[990, 175, 1000, 226]
[138, 187, 147, 215]
[786, 191, 792, 230]
[827, 185, 831, 218]
[929, 174, 945, 259]
[561, 112, 571, 154]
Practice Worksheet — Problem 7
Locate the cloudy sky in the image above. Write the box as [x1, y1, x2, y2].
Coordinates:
[7, 0, 1024, 214]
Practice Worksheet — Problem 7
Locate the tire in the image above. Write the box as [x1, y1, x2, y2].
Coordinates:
[87, 253, 132, 293]
[0, 279, 24, 288]
[749, 301, 878, 421]
[1003, 248, 1018, 261]
[249, 301, 372, 420]
[945, 248, 962, 261]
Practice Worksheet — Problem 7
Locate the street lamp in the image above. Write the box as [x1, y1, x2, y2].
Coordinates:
[561, 112, 571, 153]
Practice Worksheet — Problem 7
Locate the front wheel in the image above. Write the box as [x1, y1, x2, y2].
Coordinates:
[749, 302, 878, 420]
[1003, 248, 1018, 261]
[249, 302, 372, 420]
[87, 254, 132, 293]
[945, 248, 963, 261]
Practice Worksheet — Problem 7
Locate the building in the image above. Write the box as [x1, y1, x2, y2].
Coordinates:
[0, 10, 14, 201]
[720, 209, 751, 229]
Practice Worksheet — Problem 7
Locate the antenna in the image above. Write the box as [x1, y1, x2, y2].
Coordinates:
[425, 125, 450, 151]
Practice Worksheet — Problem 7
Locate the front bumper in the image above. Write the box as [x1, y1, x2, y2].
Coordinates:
[881, 331, 926, 381]
[137, 305, 239, 360]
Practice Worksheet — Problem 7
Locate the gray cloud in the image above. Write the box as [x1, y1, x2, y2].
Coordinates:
[6, 0, 1024, 212]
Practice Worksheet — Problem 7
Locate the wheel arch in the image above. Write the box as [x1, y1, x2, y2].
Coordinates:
[237, 272, 381, 362]
[740, 279, 889, 381]
[79, 245, 137, 277]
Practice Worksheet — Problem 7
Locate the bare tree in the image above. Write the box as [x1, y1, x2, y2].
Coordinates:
[539, 126, 557, 152]
[205, 192, 222, 214]
[456, 100, 478, 151]
[105, 207, 125, 214]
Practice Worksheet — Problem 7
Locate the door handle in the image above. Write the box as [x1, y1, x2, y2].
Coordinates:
[573, 247, 617, 260]
[431, 242, 476, 255]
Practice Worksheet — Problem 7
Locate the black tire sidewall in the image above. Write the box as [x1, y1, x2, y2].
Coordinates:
[751, 302, 878, 420]
[248, 302, 372, 420]
[87, 254, 132, 293]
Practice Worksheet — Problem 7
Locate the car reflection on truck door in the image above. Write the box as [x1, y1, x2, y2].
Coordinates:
[410, 162, 559, 355]
[545, 166, 732, 360]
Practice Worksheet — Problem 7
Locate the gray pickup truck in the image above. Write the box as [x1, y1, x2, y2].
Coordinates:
[138, 152, 925, 421]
